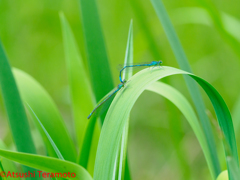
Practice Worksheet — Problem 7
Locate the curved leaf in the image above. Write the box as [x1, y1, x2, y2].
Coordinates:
[0, 140, 21, 180]
[94, 66, 238, 180]
[13, 68, 76, 162]
[150, 1, 220, 177]
[146, 81, 213, 177]
[0, 149, 92, 180]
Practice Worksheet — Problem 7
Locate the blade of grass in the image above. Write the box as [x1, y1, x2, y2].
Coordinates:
[130, 2, 190, 177]
[118, 20, 133, 180]
[147, 82, 200, 179]
[59, 12, 100, 173]
[78, 0, 114, 124]
[0, 149, 93, 180]
[26, 103, 64, 160]
[146, 81, 212, 178]
[0, 140, 21, 180]
[0, 40, 39, 179]
[150, 0, 221, 177]
[60, 13, 100, 172]
[60, 12, 96, 149]
[13, 68, 76, 162]
[122, 20, 133, 82]
[94, 66, 238, 180]
[78, 115, 98, 169]
[79, 21, 134, 178]
[0, 159, 5, 180]
[227, 157, 240, 179]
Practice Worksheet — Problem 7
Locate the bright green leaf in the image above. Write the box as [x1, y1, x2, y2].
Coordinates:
[0, 149, 92, 180]
[94, 66, 238, 180]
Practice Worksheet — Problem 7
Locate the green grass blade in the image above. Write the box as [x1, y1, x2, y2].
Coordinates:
[0, 149, 92, 180]
[122, 20, 133, 81]
[146, 81, 214, 178]
[118, 123, 129, 180]
[0, 140, 21, 180]
[0, 40, 38, 179]
[193, 78, 238, 163]
[78, 0, 114, 121]
[194, 77, 239, 180]
[150, 0, 221, 177]
[118, 20, 133, 180]
[130, 2, 189, 177]
[78, 116, 98, 170]
[94, 66, 238, 180]
[26, 103, 64, 160]
[13, 68, 76, 162]
[59, 13, 100, 172]
[227, 157, 240, 179]
[60, 12, 96, 148]
[0, 159, 5, 180]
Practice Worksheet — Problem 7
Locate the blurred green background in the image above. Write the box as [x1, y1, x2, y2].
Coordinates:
[0, 0, 240, 179]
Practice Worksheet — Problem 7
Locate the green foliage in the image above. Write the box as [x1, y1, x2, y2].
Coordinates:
[0, 149, 92, 180]
[26, 104, 64, 160]
[117, 21, 133, 180]
[60, 13, 98, 169]
[13, 68, 76, 162]
[94, 67, 238, 180]
[0, 140, 21, 180]
[0, 1, 240, 180]
[150, 0, 220, 177]
[0, 41, 39, 180]
[78, 0, 114, 118]
[217, 170, 228, 180]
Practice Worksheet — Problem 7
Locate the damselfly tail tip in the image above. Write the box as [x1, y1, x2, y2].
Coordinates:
[87, 114, 91, 119]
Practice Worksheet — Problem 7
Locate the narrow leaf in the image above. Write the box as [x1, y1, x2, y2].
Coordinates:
[13, 68, 76, 162]
[0, 40, 38, 179]
[26, 103, 64, 160]
[150, 0, 221, 177]
[118, 20, 133, 180]
[94, 66, 238, 180]
[0, 149, 92, 180]
[78, 0, 114, 124]
[59, 13, 100, 172]
[0, 140, 21, 180]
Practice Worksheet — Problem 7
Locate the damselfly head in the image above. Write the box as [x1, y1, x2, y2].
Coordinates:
[118, 79, 127, 88]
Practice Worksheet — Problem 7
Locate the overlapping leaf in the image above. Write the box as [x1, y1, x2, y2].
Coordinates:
[94, 67, 238, 180]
